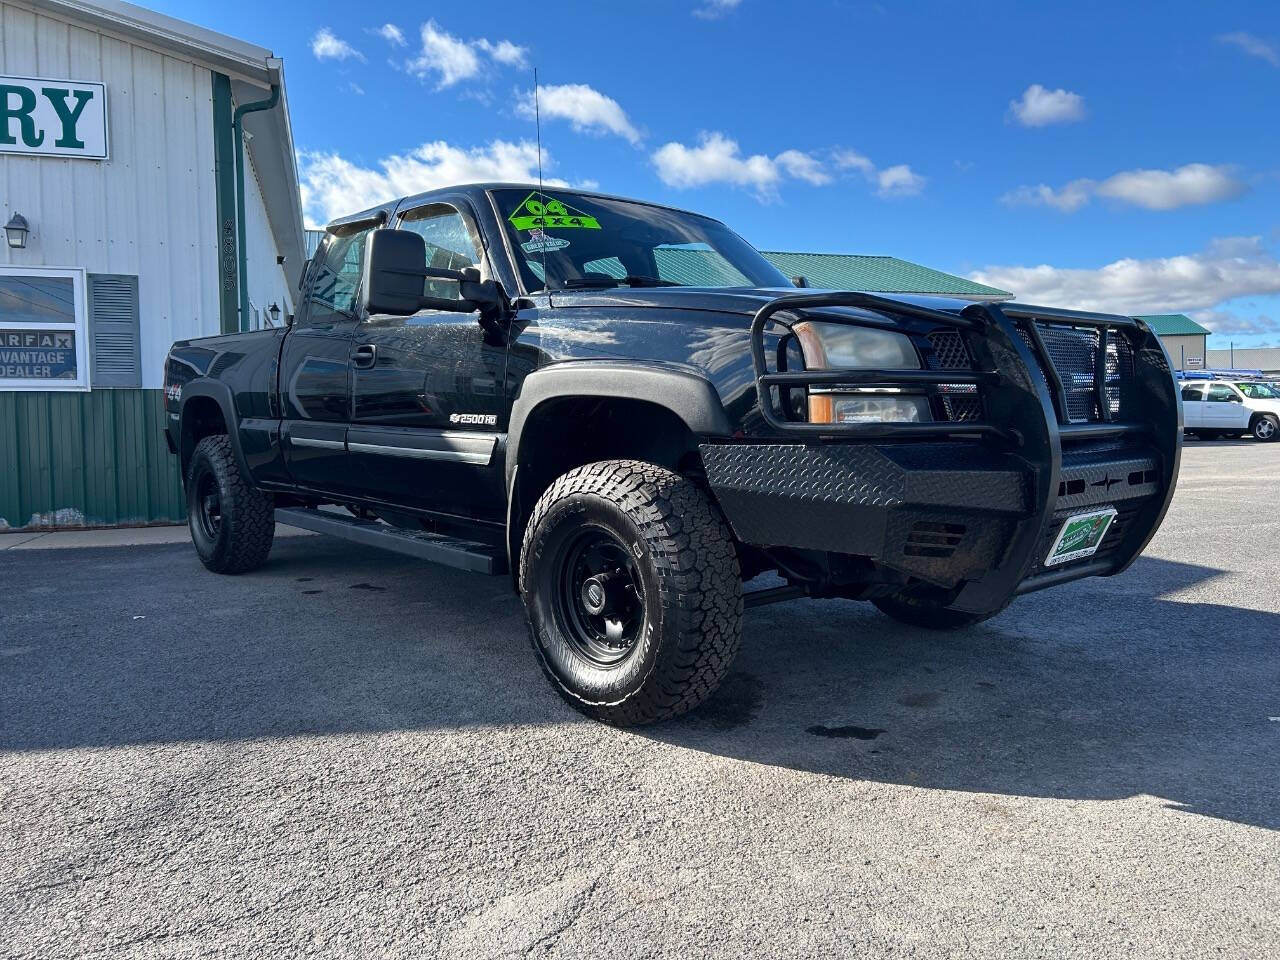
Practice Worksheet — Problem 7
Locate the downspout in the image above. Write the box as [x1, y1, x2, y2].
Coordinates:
[232, 84, 280, 332]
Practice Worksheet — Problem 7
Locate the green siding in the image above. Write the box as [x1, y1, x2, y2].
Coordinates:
[0, 390, 184, 531]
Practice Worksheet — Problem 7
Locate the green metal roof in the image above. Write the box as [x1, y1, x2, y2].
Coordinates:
[1135, 314, 1211, 337]
[761, 252, 1011, 300]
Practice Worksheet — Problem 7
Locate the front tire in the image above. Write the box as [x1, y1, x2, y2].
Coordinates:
[1252, 414, 1279, 442]
[187, 435, 275, 574]
[520, 460, 743, 726]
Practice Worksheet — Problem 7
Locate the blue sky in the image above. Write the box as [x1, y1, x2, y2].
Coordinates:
[163, 0, 1280, 346]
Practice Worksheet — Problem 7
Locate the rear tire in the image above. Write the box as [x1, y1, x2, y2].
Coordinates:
[187, 435, 275, 574]
[1252, 414, 1279, 442]
[873, 592, 1007, 630]
[520, 460, 742, 726]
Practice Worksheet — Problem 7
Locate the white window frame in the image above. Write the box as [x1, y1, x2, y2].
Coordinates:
[0, 265, 91, 391]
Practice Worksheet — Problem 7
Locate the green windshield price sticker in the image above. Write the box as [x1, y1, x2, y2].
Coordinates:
[1045, 508, 1117, 566]
[508, 193, 601, 231]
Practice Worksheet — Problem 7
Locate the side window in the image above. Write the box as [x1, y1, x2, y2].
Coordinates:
[397, 204, 482, 302]
[304, 226, 373, 325]
[1180, 383, 1205, 402]
[1207, 384, 1237, 402]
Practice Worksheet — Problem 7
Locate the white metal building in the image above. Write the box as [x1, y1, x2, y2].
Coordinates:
[1, 0, 304, 529]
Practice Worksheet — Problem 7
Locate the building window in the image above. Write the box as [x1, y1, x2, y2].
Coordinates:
[0, 266, 90, 391]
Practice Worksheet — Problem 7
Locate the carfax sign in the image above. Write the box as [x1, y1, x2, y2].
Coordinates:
[0, 329, 78, 380]
[0, 76, 108, 159]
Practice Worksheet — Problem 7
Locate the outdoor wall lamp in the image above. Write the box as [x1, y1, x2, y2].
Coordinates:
[5, 213, 29, 249]
[268, 302, 281, 326]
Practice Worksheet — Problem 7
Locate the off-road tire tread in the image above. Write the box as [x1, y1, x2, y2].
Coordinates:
[520, 459, 742, 726]
[189, 435, 275, 574]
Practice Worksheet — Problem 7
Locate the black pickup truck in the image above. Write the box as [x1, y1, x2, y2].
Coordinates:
[165, 184, 1181, 725]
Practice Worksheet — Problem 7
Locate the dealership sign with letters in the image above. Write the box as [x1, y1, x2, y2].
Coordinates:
[0, 76, 108, 159]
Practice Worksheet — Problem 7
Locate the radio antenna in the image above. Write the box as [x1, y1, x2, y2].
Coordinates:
[533, 67, 545, 197]
[532, 67, 550, 297]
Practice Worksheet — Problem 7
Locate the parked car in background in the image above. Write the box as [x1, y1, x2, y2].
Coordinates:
[1180, 380, 1280, 441]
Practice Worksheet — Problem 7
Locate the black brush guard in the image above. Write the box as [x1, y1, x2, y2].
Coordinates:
[706, 292, 1184, 612]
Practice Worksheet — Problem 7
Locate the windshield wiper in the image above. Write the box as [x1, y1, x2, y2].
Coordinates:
[558, 275, 683, 290]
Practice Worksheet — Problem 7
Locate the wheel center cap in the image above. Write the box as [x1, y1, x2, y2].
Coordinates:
[581, 578, 608, 616]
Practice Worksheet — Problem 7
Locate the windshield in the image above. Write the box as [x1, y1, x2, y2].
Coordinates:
[491, 189, 790, 293]
[1236, 381, 1280, 399]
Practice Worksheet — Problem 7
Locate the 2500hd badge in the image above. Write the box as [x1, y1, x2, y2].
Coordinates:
[164, 184, 1181, 727]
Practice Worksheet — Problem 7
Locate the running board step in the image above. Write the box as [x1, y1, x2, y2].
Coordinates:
[274, 507, 506, 575]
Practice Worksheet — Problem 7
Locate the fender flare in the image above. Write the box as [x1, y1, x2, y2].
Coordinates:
[177, 379, 252, 480]
[504, 361, 734, 494]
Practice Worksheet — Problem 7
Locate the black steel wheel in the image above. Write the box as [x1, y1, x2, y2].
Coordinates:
[520, 460, 743, 726]
[186, 435, 275, 574]
[554, 527, 647, 667]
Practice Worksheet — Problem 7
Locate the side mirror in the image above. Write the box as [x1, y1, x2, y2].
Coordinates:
[792, 275, 809, 288]
[360, 229, 508, 321]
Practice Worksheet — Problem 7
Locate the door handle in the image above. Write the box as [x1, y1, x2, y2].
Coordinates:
[353, 344, 377, 369]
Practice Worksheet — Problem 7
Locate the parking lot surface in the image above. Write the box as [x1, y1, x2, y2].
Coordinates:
[3, 442, 1278, 958]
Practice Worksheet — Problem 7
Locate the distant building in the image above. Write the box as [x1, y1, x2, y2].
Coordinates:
[1205, 347, 1280, 374]
[759, 253, 1010, 300]
[1134, 315, 1211, 371]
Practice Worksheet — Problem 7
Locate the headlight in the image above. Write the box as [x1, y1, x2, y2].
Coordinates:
[792, 321, 929, 425]
[793, 321, 920, 370]
[828, 394, 929, 424]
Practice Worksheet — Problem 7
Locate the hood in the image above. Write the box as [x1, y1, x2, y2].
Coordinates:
[547, 286, 980, 321]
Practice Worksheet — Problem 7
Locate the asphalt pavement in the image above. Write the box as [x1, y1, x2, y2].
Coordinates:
[2, 440, 1278, 958]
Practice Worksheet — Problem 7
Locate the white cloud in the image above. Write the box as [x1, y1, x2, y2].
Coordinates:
[1096, 164, 1247, 210]
[694, 0, 742, 19]
[476, 38, 528, 67]
[517, 84, 640, 144]
[1003, 164, 1246, 213]
[1001, 179, 1095, 213]
[405, 21, 528, 88]
[832, 149, 874, 176]
[875, 164, 926, 197]
[969, 237, 1280, 316]
[1219, 31, 1279, 67]
[376, 24, 406, 47]
[298, 140, 568, 227]
[653, 133, 820, 196]
[311, 28, 364, 62]
[1009, 84, 1086, 127]
[834, 149, 926, 198]
[1192, 309, 1280, 336]
[776, 149, 832, 185]
[406, 21, 480, 87]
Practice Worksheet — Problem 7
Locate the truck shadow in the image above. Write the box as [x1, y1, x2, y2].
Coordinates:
[1, 541, 1275, 831]
[656, 556, 1279, 831]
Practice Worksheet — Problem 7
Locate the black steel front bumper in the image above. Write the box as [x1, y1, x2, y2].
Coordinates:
[701, 294, 1182, 615]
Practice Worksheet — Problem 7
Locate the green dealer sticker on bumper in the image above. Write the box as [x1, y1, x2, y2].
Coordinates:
[1045, 507, 1118, 567]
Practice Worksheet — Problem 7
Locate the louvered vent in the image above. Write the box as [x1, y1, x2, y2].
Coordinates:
[88, 274, 140, 388]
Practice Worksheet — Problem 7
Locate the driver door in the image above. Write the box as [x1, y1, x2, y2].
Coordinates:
[1204, 383, 1248, 428]
[348, 201, 512, 521]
